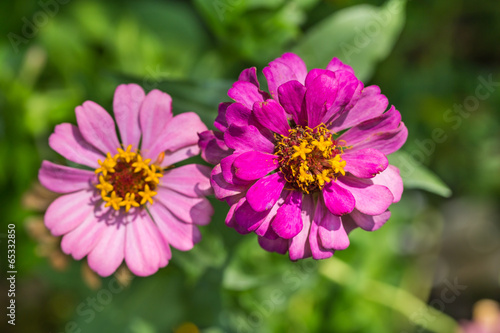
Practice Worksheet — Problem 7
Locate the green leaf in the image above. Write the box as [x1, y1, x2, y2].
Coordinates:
[389, 151, 452, 197]
[293, 0, 407, 81]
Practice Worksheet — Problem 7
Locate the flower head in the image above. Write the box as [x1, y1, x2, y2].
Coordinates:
[39, 84, 214, 276]
[199, 53, 407, 260]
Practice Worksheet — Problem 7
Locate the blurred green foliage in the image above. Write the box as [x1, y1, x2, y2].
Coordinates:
[0, 0, 499, 332]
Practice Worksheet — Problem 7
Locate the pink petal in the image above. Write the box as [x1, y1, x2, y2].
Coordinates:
[45, 190, 97, 236]
[87, 218, 126, 277]
[161, 144, 200, 167]
[49, 123, 104, 168]
[288, 194, 314, 260]
[60, 212, 107, 260]
[350, 209, 391, 231]
[253, 100, 291, 136]
[315, 201, 350, 250]
[139, 89, 173, 153]
[155, 187, 213, 225]
[149, 203, 202, 251]
[278, 80, 307, 126]
[113, 84, 145, 148]
[342, 148, 388, 178]
[271, 191, 303, 239]
[146, 112, 207, 161]
[322, 181, 355, 216]
[371, 165, 403, 203]
[125, 212, 170, 276]
[233, 151, 279, 181]
[39, 161, 95, 193]
[326, 57, 355, 74]
[224, 124, 274, 154]
[329, 85, 388, 132]
[254, 195, 283, 237]
[214, 102, 231, 131]
[246, 172, 286, 212]
[75, 101, 120, 155]
[161, 164, 212, 197]
[337, 176, 394, 216]
[228, 81, 265, 110]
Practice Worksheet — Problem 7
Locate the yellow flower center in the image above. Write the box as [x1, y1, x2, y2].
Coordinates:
[274, 124, 346, 194]
[95, 145, 162, 212]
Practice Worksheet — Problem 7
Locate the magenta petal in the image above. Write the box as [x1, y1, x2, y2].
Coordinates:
[253, 100, 291, 136]
[337, 176, 393, 216]
[155, 187, 213, 225]
[326, 57, 355, 74]
[309, 200, 335, 258]
[329, 85, 388, 132]
[147, 112, 207, 160]
[322, 181, 355, 216]
[322, 71, 363, 125]
[238, 67, 260, 87]
[306, 73, 339, 128]
[220, 153, 250, 186]
[315, 201, 350, 250]
[371, 165, 403, 203]
[288, 194, 314, 260]
[258, 236, 289, 255]
[139, 89, 173, 152]
[61, 213, 106, 260]
[342, 148, 389, 178]
[271, 191, 303, 239]
[264, 53, 307, 99]
[233, 198, 272, 233]
[278, 80, 307, 126]
[309, 215, 335, 259]
[161, 164, 212, 197]
[113, 84, 145, 148]
[210, 165, 247, 201]
[226, 103, 253, 127]
[75, 101, 120, 155]
[45, 190, 96, 236]
[149, 203, 201, 251]
[254, 195, 283, 237]
[224, 124, 274, 153]
[87, 220, 126, 277]
[49, 124, 104, 168]
[233, 151, 278, 181]
[246, 173, 286, 212]
[199, 130, 231, 165]
[350, 209, 391, 231]
[39, 161, 95, 193]
[125, 212, 170, 276]
[351, 122, 408, 155]
[214, 102, 230, 131]
[228, 81, 265, 109]
[304, 68, 331, 87]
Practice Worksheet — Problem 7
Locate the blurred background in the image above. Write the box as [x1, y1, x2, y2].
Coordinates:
[0, 0, 499, 332]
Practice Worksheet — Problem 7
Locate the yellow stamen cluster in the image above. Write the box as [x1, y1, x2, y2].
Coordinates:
[95, 145, 163, 212]
[275, 124, 347, 194]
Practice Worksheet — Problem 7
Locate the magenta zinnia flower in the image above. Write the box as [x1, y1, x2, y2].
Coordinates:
[199, 53, 407, 260]
[39, 84, 213, 276]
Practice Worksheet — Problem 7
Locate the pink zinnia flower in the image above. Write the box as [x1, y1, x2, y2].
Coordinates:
[39, 84, 213, 277]
[199, 53, 407, 260]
